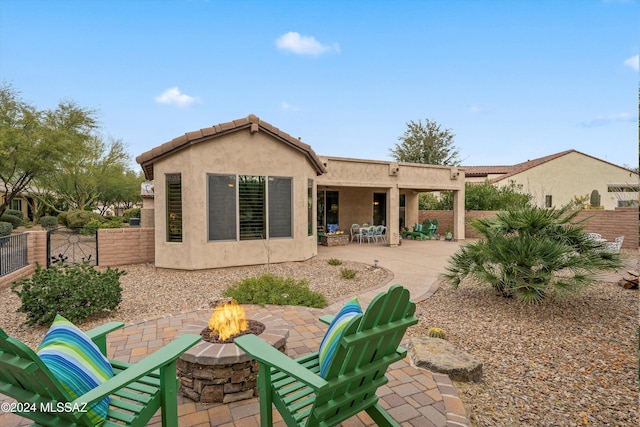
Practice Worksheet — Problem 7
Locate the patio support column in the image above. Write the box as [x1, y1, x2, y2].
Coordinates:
[453, 188, 465, 241]
[387, 186, 400, 246]
[405, 191, 419, 231]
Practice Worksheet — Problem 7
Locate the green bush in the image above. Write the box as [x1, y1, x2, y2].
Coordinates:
[38, 216, 58, 230]
[11, 262, 126, 326]
[0, 214, 21, 228]
[65, 210, 105, 228]
[224, 273, 327, 308]
[123, 208, 141, 222]
[0, 222, 12, 237]
[442, 205, 624, 303]
[327, 258, 343, 266]
[5, 209, 23, 220]
[340, 268, 357, 280]
[57, 211, 69, 227]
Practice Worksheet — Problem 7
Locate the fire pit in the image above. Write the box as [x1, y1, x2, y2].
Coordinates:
[176, 302, 289, 404]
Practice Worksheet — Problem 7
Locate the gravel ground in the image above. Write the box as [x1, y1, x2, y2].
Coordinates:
[2, 253, 638, 426]
[411, 266, 639, 426]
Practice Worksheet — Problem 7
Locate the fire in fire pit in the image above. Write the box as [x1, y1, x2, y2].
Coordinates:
[200, 300, 264, 343]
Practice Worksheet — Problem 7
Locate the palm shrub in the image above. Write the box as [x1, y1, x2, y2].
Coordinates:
[442, 205, 623, 303]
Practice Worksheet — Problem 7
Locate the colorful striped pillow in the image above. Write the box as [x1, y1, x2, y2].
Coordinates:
[318, 298, 362, 378]
[37, 315, 113, 426]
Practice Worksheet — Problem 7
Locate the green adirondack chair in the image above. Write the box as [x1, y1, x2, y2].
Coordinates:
[0, 322, 201, 427]
[235, 285, 418, 427]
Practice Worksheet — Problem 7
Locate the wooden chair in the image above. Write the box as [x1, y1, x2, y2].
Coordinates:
[235, 285, 418, 427]
[0, 322, 201, 427]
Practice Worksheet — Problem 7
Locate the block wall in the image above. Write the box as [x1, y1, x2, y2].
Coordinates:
[97, 227, 155, 267]
[419, 207, 638, 249]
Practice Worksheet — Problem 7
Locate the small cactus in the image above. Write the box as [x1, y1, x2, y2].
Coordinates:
[427, 327, 447, 339]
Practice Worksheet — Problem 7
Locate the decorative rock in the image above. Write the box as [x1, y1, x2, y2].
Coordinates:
[409, 337, 483, 382]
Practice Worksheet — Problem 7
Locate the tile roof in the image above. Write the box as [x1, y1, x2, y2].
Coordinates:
[136, 114, 327, 180]
[464, 149, 637, 183]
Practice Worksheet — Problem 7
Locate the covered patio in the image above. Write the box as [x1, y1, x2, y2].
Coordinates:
[316, 156, 465, 246]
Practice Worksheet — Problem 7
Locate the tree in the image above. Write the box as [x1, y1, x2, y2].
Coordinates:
[33, 137, 141, 213]
[0, 84, 98, 216]
[419, 180, 532, 210]
[390, 118, 461, 165]
[441, 205, 623, 303]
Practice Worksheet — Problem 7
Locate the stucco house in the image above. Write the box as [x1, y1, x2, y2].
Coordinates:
[464, 150, 639, 210]
[136, 114, 465, 270]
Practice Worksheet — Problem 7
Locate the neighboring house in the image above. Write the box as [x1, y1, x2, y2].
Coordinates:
[464, 150, 639, 210]
[1, 185, 37, 221]
[136, 114, 465, 270]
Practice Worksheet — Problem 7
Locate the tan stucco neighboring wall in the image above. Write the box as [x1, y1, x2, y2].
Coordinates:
[152, 129, 318, 270]
[497, 152, 638, 210]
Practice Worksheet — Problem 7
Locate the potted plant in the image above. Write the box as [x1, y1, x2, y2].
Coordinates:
[445, 229, 453, 241]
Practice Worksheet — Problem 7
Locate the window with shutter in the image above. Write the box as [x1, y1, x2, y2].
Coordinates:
[166, 173, 182, 242]
[239, 175, 265, 240]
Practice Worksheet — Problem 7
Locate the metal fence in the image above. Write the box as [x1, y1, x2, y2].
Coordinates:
[47, 227, 98, 267]
[0, 233, 28, 277]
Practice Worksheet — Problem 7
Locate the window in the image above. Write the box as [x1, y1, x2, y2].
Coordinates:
[269, 177, 292, 238]
[208, 174, 293, 241]
[208, 175, 237, 241]
[239, 176, 265, 240]
[544, 195, 553, 208]
[10, 199, 22, 211]
[307, 179, 313, 236]
[166, 174, 182, 242]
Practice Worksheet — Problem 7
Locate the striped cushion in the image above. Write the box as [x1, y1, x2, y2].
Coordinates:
[37, 315, 113, 426]
[318, 298, 362, 378]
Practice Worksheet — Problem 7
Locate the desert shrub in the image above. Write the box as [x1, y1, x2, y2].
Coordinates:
[82, 217, 124, 235]
[5, 209, 23, 220]
[0, 222, 12, 237]
[123, 208, 141, 222]
[0, 214, 21, 228]
[38, 216, 58, 230]
[65, 210, 105, 228]
[11, 262, 126, 326]
[327, 258, 343, 266]
[224, 274, 327, 308]
[57, 211, 69, 227]
[442, 205, 623, 303]
[340, 268, 357, 280]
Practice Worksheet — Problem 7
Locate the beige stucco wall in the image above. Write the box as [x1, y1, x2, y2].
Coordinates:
[498, 152, 639, 210]
[151, 129, 318, 270]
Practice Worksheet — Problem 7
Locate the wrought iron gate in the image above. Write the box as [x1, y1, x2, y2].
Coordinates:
[47, 227, 98, 267]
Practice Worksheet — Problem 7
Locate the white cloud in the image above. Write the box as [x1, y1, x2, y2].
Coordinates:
[276, 32, 339, 56]
[280, 102, 300, 111]
[582, 112, 635, 127]
[624, 54, 639, 71]
[154, 87, 199, 107]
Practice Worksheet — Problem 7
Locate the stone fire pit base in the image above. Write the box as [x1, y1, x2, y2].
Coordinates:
[177, 343, 286, 403]
[176, 310, 289, 404]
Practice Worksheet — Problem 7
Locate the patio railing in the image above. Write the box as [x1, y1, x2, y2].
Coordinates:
[0, 233, 28, 277]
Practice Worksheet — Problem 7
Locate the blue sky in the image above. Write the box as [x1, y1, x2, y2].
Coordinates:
[1, 0, 638, 170]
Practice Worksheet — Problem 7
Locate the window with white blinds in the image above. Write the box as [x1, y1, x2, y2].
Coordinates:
[239, 175, 265, 240]
[207, 174, 293, 241]
[166, 173, 182, 242]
